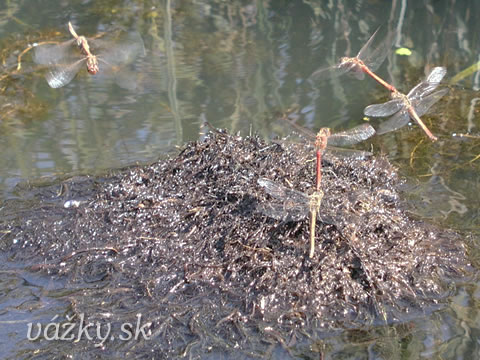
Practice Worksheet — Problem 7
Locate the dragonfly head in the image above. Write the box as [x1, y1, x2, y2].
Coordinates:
[86, 56, 99, 75]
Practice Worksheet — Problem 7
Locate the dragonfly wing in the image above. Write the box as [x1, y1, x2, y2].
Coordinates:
[407, 67, 447, 100]
[327, 123, 376, 147]
[35, 40, 86, 88]
[364, 98, 404, 117]
[257, 178, 309, 222]
[325, 147, 372, 160]
[426, 66, 447, 83]
[257, 202, 309, 222]
[93, 31, 144, 67]
[34, 39, 77, 65]
[310, 64, 349, 81]
[411, 88, 448, 117]
[349, 66, 365, 80]
[377, 110, 410, 135]
[113, 68, 139, 90]
[44, 59, 85, 88]
[94, 59, 139, 90]
[357, 27, 394, 72]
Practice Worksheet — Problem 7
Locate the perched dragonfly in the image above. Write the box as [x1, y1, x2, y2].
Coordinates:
[257, 177, 324, 258]
[363, 67, 448, 141]
[282, 115, 377, 161]
[34, 22, 144, 89]
[259, 123, 375, 258]
[310, 27, 397, 92]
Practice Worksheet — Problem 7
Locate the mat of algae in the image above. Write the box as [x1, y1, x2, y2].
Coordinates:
[0, 129, 470, 358]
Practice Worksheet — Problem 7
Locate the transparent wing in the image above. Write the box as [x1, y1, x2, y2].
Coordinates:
[92, 31, 144, 67]
[34, 39, 77, 65]
[357, 27, 393, 72]
[257, 178, 309, 222]
[426, 66, 448, 83]
[325, 147, 372, 160]
[94, 59, 139, 90]
[44, 58, 85, 88]
[327, 123, 376, 147]
[376, 109, 410, 135]
[411, 88, 448, 117]
[347, 65, 366, 80]
[407, 67, 447, 101]
[35, 40, 86, 88]
[309, 63, 349, 82]
[364, 98, 404, 117]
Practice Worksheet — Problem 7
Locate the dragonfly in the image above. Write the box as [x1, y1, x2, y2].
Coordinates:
[310, 27, 397, 92]
[363, 66, 448, 141]
[257, 177, 324, 259]
[259, 124, 375, 258]
[34, 22, 144, 89]
[281, 114, 377, 162]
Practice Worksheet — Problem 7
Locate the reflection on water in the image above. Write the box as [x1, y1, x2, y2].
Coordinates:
[0, 0, 479, 358]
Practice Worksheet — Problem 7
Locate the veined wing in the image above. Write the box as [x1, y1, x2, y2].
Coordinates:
[35, 39, 86, 88]
[325, 146, 372, 160]
[85, 31, 144, 90]
[34, 39, 77, 65]
[357, 27, 394, 72]
[348, 64, 366, 80]
[44, 58, 86, 88]
[407, 67, 447, 101]
[281, 113, 316, 141]
[411, 88, 448, 117]
[376, 109, 410, 135]
[327, 123, 376, 147]
[364, 98, 404, 117]
[310, 62, 351, 82]
[257, 178, 310, 222]
[92, 31, 144, 67]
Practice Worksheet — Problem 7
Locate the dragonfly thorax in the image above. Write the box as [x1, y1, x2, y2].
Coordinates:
[339, 57, 353, 65]
[392, 91, 411, 107]
[309, 191, 324, 213]
[75, 36, 86, 49]
[86, 56, 99, 74]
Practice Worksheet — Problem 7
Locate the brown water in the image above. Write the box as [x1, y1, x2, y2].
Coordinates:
[0, 0, 479, 358]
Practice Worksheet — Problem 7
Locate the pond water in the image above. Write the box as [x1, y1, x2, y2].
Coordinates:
[0, 0, 479, 358]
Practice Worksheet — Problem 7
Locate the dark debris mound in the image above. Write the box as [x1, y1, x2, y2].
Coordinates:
[0, 129, 470, 358]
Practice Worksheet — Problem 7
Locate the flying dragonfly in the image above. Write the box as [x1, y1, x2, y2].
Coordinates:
[364, 66, 448, 141]
[34, 22, 144, 89]
[310, 27, 397, 92]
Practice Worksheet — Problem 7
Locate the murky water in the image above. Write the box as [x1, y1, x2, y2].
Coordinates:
[0, 0, 479, 358]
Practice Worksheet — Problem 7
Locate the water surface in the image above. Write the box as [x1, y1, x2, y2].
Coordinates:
[0, 0, 479, 358]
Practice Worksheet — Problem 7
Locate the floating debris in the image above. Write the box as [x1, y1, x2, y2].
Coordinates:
[0, 129, 470, 358]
